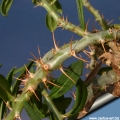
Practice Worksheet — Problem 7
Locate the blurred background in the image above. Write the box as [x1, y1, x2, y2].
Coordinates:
[0, 0, 120, 119]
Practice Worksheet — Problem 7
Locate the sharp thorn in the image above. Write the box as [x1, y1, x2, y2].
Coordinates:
[88, 46, 93, 51]
[70, 90, 76, 100]
[62, 15, 65, 21]
[83, 50, 91, 58]
[59, 67, 76, 84]
[14, 77, 23, 81]
[101, 40, 106, 53]
[4, 101, 12, 110]
[28, 89, 40, 101]
[15, 116, 22, 120]
[38, 46, 41, 58]
[85, 19, 90, 33]
[34, 5, 39, 8]
[52, 32, 59, 51]
[73, 52, 89, 62]
[102, 13, 104, 19]
[24, 65, 31, 74]
[107, 19, 114, 25]
[43, 81, 49, 89]
[66, 15, 68, 22]
[70, 39, 88, 62]
[47, 80, 61, 88]
[28, 58, 36, 62]
[62, 27, 65, 30]
[30, 52, 38, 61]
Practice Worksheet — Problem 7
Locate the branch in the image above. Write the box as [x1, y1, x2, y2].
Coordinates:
[4, 29, 120, 120]
[37, 0, 85, 36]
[82, 0, 109, 30]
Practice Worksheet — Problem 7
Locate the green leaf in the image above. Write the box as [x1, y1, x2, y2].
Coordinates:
[32, 0, 38, 4]
[0, 74, 14, 101]
[65, 79, 87, 116]
[76, 0, 85, 30]
[12, 61, 34, 96]
[49, 60, 83, 98]
[47, 0, 62, 14]
[0, 0, 14, 16]
[6, 67, 16, 88]
[45, 13, 58, 32]
[66, 79, 82, 115]
[29, 67, 35, 73]
[52, 0, 62, 14]
[49, 0, 56, 4]
[30, 103, 48, 118]
[66, 79, 87, 119]
[24, 102, 42, 120]
[53, 97, 72, 111]
[0, 99, 6, 119]
[45, 0, 62, 31]
[71, 79, 87, 115]
[0, 64, 2, 68]
[111, 24, 120, 30]
[30, 87, 50, 118]
[30, 87, 43, 113]
[49, 113, 56, 120]
[98, 67, 112, 75]
[13, 61, 34, 75]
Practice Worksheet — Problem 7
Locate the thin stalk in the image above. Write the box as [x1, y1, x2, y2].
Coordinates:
[82, 0, 109, 30]
[39, 0, 85, 36]
[41, 89, 63, 120]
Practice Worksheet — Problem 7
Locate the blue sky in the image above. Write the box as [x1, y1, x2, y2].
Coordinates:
[0, 0, 120, 119]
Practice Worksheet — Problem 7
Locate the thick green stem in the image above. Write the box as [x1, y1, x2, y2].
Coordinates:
[5, 100, 25, 120]
[4, 29, 120, 120]
[41, 88, 63, 120]
[5, 69, 47, 120]
[2, 1, 120, 119]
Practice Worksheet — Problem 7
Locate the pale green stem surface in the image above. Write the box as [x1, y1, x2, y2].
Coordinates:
[5, 28, 120, 119]
[39, 0, 85, 36]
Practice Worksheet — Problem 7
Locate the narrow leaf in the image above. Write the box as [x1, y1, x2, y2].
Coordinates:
[53, 97, 72, 111]
[50, 60, 83, 98]
[6, 67, 16, 88]
[52, 0, 62, 14]
[0, 64, 2, 68]
[76, 0, 85, 30]
[45, 13, 58, 32]
[12, 61, 34, 96]
[30, 87, 43, 112]
[0, 0, 14, 16]
[24, 102, 42, 120]
[98, 67, 112, 75]
[65, 79, 87, 116]
[47, 0, 62, 14]
[0, 99, 6, 119]
[14, 61, 34, 76]
[49, 0, 56, 4]
[71, 79, 87, 115]
[31, 103, 47, 118]
[32, 0, 38, 4]
[0, 74, 14, 101]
